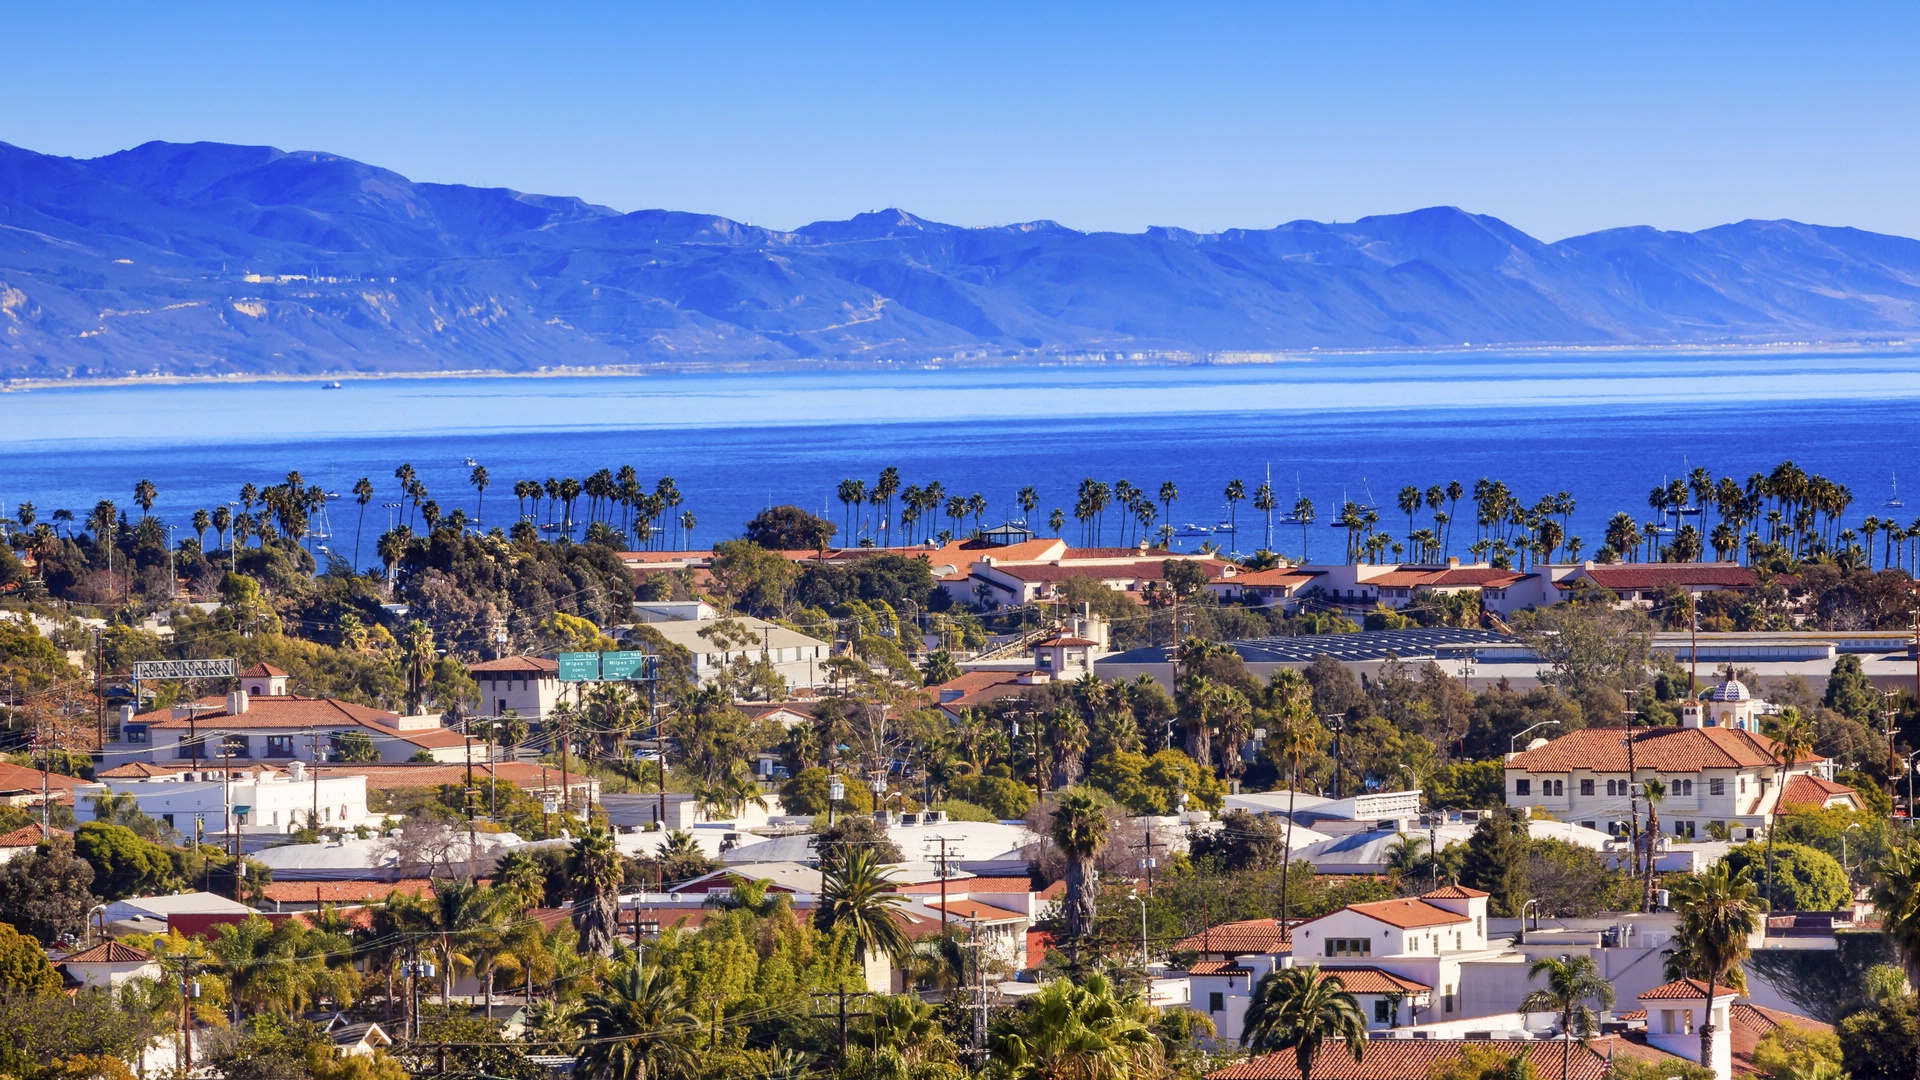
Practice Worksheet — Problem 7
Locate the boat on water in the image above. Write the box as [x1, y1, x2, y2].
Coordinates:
[320, 380, 342, 389]
[463, 457, 480, 467]
[1889, 471, 1906, 509]
[1174, 523, 1214, 537]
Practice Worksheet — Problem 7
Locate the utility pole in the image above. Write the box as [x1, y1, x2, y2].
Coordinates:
[1622, 694, 1643, 908]
[1133, 829, 1160, 897]
[92, 628, 105, 749]
[558, 707, 572, 820]
[931, 836, 954, 930]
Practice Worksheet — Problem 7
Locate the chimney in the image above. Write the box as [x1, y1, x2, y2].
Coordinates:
[288, 760, 305, 782]
[1447, 556, 1460, 569]
[227, 689, 250, 715]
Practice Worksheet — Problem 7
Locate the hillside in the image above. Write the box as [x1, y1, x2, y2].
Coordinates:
[2, 140, 1919, 379]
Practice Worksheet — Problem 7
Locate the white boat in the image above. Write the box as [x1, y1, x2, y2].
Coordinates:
[1175, 523, 1213, 536]
[1889, 471, 1906, 509]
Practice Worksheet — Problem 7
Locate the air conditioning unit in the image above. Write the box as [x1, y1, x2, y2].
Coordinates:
[922, 810, 947, 824]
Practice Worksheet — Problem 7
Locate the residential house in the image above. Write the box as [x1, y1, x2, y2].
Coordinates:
[1553, 562, 1778, 606]
[636, 616, 830, 691]
[111, 687, 477, 766]
[1505, 678, 1856, 839]
[0, 821, 63, 862]
[466, 655, 562, 723]
[76, 760, 371, 837]
[57, 940, 162, 989]
[0, 760, 85, 808]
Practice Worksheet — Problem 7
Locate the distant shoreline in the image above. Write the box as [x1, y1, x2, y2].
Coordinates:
[1, 338, 1912, 393]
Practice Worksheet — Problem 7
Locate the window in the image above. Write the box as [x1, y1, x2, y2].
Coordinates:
[1710, 778, 1726, 796]
[1606, 779, 1618, 796]
[1515, 779, 1531, 796]
[176, 737, 205, 761]
[223, 734, 251, 759]
[1739, 778, 1747, 793]
[1551, 779, 1564, 797]
[124, 725, 149, 745]
[1679, 779, 1693, 796]
[1208, 992, 1224, 1013]
[1582, 821, 1597, 831]
[1444, 986, 1456, 1013]
[1580, 779, 1594, 796]
[266, 736, 294, 758]
[1326, 938, 1372, 957]
[1375, 999, 1392, 1023]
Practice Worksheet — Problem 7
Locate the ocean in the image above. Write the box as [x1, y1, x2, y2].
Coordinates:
[6, 345, 1920, 567]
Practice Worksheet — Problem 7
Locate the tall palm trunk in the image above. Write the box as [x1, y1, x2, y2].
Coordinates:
[1698, 976, 1716, 1069]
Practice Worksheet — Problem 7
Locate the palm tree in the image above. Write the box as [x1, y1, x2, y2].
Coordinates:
[1520, 955, 1614, 1080]
[1241, 965, 1367, 1080]
[1253, 480, 1277, 552]
[348, 477, 374, 569]
[574, 962, 701, 1080]
[1667, 861, 1759, 1069]
[1764, 711, 1816, 909]
[1049, 789, 1109, 945]
[1266, 668, 1315, 924]
[565, 826, 622, 957]
[1869, 842, 1920, 1080]
[1640, 777, 1666, 911]
[406, 878, 513, 1009]
[399, 619, 435, 714]
[133, 478, 157, 516]
[816, 847, 911, 966]
[993, 972, 1161, 1080]
[470, 465, 490, 529]
[1017, 485, 1040, 526]
[1225, 479, 1246, 541]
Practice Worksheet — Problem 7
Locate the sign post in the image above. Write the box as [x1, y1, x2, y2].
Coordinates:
[557, 653, 602, 682]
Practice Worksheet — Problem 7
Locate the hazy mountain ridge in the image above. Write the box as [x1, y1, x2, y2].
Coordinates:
[2, 139, 1919, 379]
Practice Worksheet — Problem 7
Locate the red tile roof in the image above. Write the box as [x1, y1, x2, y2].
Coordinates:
[259, 879, 435, 904]
[0, 822, 65, 847]
[987, 559, 1233, 584]
[138, 694, 405, 731]
[1174, 918, 1292, 955]
[240, 663, 289, 678]
[0, 761, 86, 794]
[1639, 978, 1737, 1000]
[1221, 568, 1321, 587]
[467, 655, 560, 674]
[1419, 884, 1489, 899]
[1507, 726, 1819, 773]
[1780, 775, 1858, 808]
[61, 940, 151, 963]
[1321, 967, 1431, 994]
[1188, 961, 1255, 976]
[1209, 1037, 1676, 1080]
[1338, 898, 1470, 930]
[1731, 1004, 1830, 1076]
[1578, 564, 1765, 591]
[97, 762, 195, 779]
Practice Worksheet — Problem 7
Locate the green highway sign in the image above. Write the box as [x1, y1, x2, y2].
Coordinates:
[558, 650, 655, 682]
[600, 651, 649, 680]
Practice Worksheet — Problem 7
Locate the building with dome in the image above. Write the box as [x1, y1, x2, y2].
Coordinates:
[1503, 675, 1860, 839]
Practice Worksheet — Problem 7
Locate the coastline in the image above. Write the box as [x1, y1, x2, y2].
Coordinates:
[0, 337, 1911, 393]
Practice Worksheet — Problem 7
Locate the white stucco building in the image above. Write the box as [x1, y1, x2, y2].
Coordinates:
[76, 760, 371, 837]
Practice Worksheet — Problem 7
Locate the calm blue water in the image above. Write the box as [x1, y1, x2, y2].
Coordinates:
[5, 345, 1919, 567]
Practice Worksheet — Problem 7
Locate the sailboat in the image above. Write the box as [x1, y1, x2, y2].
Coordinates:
[1888, 471, 1906, 509]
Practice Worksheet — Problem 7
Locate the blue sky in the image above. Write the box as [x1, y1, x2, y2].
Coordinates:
[8, 2, 1918, 239]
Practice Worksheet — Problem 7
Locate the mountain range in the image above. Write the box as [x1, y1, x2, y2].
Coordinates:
[3, 139, 1920, 380]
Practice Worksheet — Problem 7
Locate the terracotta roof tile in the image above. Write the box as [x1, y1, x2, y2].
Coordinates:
[1781, 775, 1857, 808]
[1221, 568, 1321, 587]
[259, 879, 435, 904]
[0, 761, 86, 793]
[1579, 564, 1765, 591]
[1508, 726, 1819, 773]
[1639, 978, 1737, 1000]
[1731, 1003, 1830, 1075]
[1418, 884, 1489, 899]
[1321, 967, 1432, 994]
[312, 762, 593, 790]
[1209, 1037, 1674, 1080]
[467, 655, 560, 674]
[1174, 918, 1292, 955]
[63, 940, 150, 963]
[897, 877, 1034, 895]
[240, 663, 289, 678]
[0, 822, 65, 847]
[1331, 898, 1471, 930]
[1188, 961, 1255, 975]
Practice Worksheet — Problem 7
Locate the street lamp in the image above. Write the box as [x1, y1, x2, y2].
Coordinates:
[1510, 720, 1561, 757]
